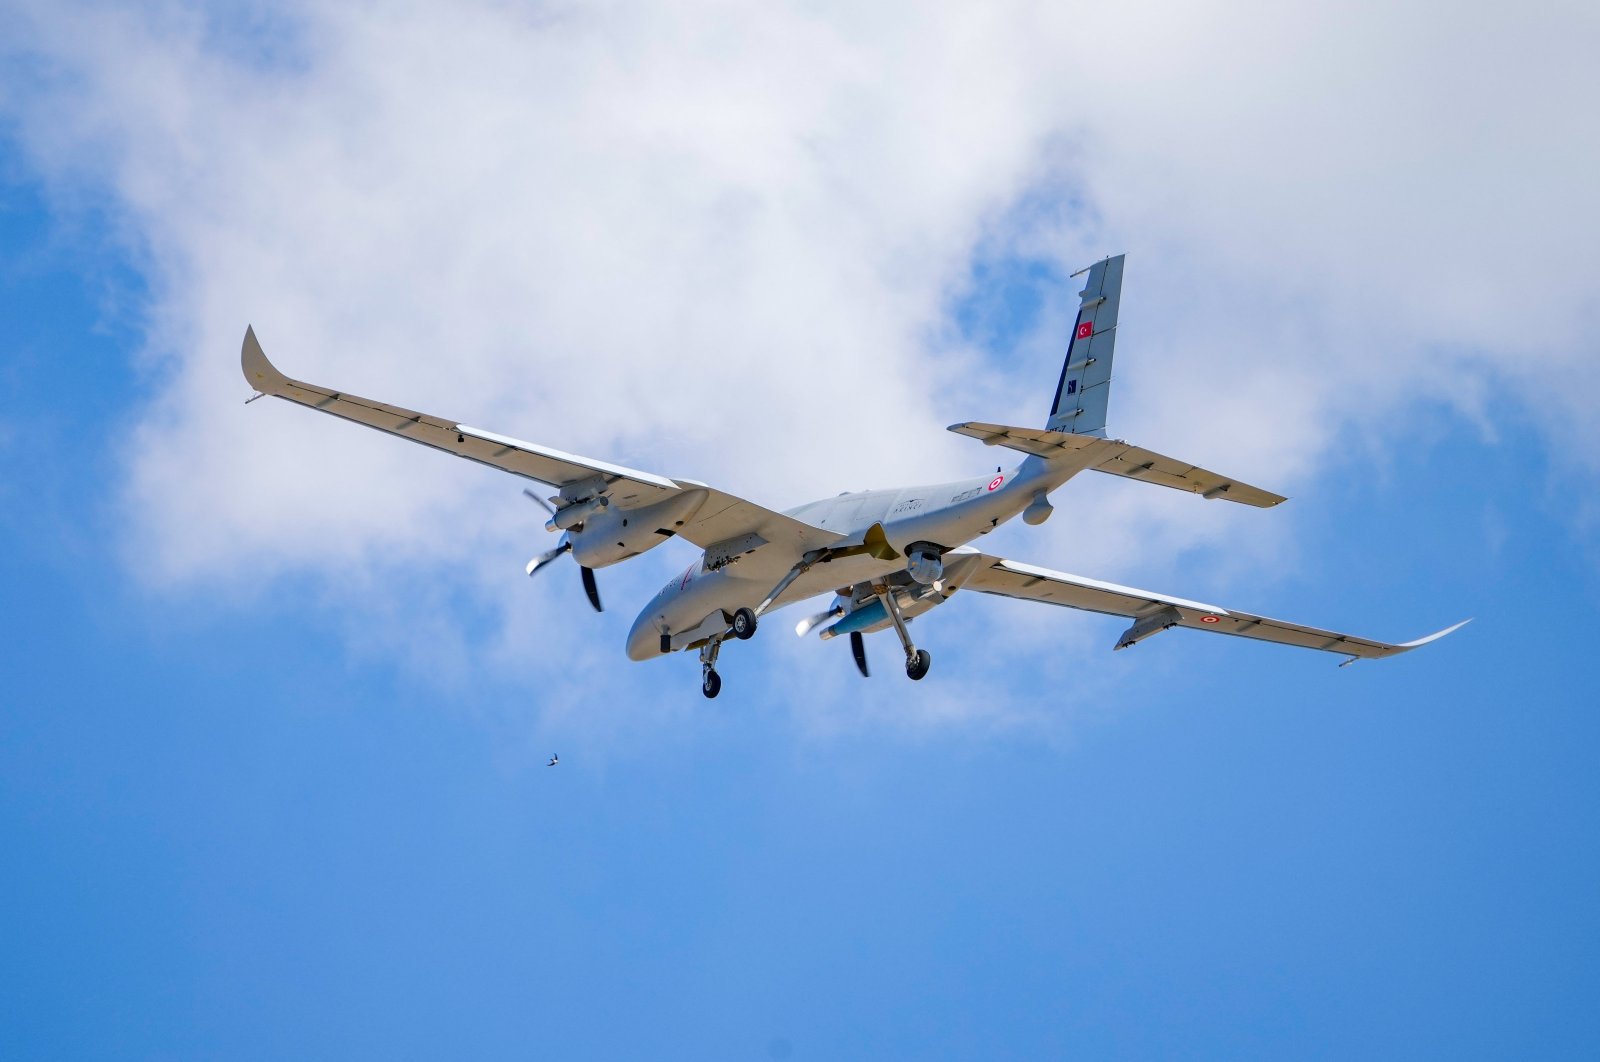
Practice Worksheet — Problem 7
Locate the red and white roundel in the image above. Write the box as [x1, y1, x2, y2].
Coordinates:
[1200, 614, 1221, 624]
[987, 475, 1005, 491]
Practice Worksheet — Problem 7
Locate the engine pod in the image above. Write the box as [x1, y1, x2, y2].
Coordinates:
[570, 489, 707, 568]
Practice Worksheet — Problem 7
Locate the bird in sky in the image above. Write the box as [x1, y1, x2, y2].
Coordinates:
[547, 754, 559, 767]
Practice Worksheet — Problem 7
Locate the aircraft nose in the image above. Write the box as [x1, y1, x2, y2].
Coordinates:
[625, 611, 659, 661]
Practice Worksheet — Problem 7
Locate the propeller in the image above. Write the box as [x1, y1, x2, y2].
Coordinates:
[794, 600, 869, 677]
[794, 603, 844, 638]
[525, 534, 571, 576]
[849, 630, 869, 678]
[523, 489, 604, 613]
[523, 487, 557, 518]
[579, 565, 602, 613]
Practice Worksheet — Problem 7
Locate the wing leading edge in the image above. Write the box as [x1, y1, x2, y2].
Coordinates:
[240, 327, 837, 554]
[948, 550, 1467, 662]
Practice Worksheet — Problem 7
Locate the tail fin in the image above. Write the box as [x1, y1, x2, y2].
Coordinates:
[1047, 254, 1124, 437]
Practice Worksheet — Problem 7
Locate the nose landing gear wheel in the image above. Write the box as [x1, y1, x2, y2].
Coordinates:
[731, 607, 758, 640]
[905, 649, 932, 681]
[702, 668, 722, 699]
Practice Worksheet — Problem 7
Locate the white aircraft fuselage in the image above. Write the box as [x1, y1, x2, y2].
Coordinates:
[626, 455, 1064, 660]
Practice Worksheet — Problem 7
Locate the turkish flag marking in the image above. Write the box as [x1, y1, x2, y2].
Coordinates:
[1076, 321, 1094, 340]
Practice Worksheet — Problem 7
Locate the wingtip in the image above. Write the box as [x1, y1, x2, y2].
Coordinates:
[241, 325, 288, 393]
[1399, 617, 1472, 650]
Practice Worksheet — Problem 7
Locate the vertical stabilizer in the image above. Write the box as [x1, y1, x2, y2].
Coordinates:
[1047, 254, 1124, 437]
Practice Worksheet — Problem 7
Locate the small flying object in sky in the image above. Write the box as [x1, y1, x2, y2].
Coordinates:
[548, 754, 559, 767]
[242, 255, 1466, 699]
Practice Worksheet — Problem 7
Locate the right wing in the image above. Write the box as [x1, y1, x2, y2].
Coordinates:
[946, 549, 1467, 661]
[241, 327, 838, 554]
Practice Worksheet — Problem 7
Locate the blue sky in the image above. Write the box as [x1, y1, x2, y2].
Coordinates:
[4, 3, 1600, 1058]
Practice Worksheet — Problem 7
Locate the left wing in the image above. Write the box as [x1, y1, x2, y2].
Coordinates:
[241, 326, 837, 554]
[945, 550, 1467, 661]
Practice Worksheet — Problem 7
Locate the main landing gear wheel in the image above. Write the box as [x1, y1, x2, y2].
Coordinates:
[699, 637, 724, 698]
[905, 648, 932, 681]
[731, 607, 758, 640]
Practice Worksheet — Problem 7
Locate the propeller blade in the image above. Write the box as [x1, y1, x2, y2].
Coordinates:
[580, 565, 603, 613]
[849, 630, 869, 678]
[522, 487, 556, 518]
[795, 604, 843, 638]
[526, 535, 572, 577]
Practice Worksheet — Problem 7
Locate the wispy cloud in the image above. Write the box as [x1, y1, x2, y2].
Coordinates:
[4, 0, 1595, 729]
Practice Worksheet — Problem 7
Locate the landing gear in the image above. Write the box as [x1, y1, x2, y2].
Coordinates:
[873, 582, 933, 682]
[731, 607, 758, 640]
[906, 648, 932, 681]
[700, 636, 724, 699]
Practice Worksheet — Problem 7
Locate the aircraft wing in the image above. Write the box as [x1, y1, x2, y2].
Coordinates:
[241, 327, 837, 553]
[946, 550, 1467, 661]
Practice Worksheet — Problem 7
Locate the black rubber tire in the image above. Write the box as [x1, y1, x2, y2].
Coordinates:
[905, 648, 932, 681]
[731, 607, 758, 640]
[702, 669, 722, 699]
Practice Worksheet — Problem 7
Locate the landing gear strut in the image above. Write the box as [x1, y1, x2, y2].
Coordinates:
[873, 583, 932, 681]
[700, 637, 723, 699]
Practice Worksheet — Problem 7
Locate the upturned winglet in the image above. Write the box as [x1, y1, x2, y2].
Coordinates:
[1396, 618, 1472, 651]
[241, 325, 289, 395]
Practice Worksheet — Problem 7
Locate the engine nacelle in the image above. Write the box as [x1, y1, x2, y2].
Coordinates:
[906, 543, 944, 586]
[569, 490, 707, 569]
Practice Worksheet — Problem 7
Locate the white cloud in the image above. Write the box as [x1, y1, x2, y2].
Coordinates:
[4, 0, 1596, 730]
